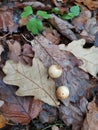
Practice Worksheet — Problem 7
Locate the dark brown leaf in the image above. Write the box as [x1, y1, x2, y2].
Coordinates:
[0, 80, 43, 124]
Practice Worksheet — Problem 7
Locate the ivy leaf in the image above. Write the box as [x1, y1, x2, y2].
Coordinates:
[37, 10, 50, 19]
[61, 13, 74, 20]
[21, 6, 33, 18]
[26, 17, 43, 35]
[70, 5, 80, 16]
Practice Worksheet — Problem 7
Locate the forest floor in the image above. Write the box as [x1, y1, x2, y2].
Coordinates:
[0, 0, 98, 130]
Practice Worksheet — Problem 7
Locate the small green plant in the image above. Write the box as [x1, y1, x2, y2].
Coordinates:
[21, 6, 50, 35]
[52, 5, 80, 20]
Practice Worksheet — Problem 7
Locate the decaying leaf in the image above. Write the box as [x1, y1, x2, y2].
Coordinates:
[39, 104, 58, 123]
[0, 115, 7, 128]
[3, 58, 59, 107]
[42, 27, 60, 45]
[81, 99, 98, 130]
[59, 39, 98, 78]
[32, 35, 95, 129]
[33, 35, 91, 103]
[80, 17, 98, 42]
[7, 40, 34, 65]
[20, 44, 34, 66]
[0, 8, 18, 33]
[59, 98, 88, 130]
[48, 14, 77, 40]
[0, 80, 43, 124]
[75, 0, 98, 10]
[7, 40, 21, 63]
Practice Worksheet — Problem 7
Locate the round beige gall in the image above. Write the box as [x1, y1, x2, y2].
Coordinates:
[48, 65, 62, 78]
[56, 86, 69, 100]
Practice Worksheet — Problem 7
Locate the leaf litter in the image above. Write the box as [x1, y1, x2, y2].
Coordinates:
[0, 0, 98, 130]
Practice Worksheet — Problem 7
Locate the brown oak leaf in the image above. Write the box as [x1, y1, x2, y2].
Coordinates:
[32, 35, 96, 130]
[0, 80, 43, 124]
[3, 58, 59, 107]
[81, 99, 98, 130]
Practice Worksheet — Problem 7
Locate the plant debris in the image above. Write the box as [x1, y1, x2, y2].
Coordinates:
[0, 0, 98, 130]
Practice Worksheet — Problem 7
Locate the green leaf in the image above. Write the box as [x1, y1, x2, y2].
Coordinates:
[21, 6, 33, 18]
[26, 17, 43, 35]
[37, 10, 50, 19]
[52, 7, 59, 14]
[61, 13, 74, 20]
[70, 5, 80, 16]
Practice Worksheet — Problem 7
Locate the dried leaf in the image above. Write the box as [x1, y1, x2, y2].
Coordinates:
[39, 104, 58, 123]
[0, 80, 43, 124]
[0, 8, 18, 32]
[3, 58, 59, 107]
[20, 44, 34, 66]
[59, 98, 88, 130]
[75, 0, 98, 10]
[43, 28, 60, 45]
[7, 40, 21, 63]
[33, 35, 91, 103]
[59, 39, 98, 78]
[81, 99, 98, 130]
[48, 14, 77, 40]
[7, 40, 34, 65]
[32, 35, 94, 129]
[0, 115, 7, 128]
[80, 17, 98, 42]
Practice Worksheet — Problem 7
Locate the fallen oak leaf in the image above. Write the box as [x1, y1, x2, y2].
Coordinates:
[7, 40, 21, 63]
[32, 35, 92, 104]
[0, 80, 43, 124]
[81, 99, 98, 130]
[3, 58, 59, 107]
[59, 39, 98, 78]
[7, 40, 34, 65]
[75, 0, 98, 10]
[32, 35, 95, 129]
